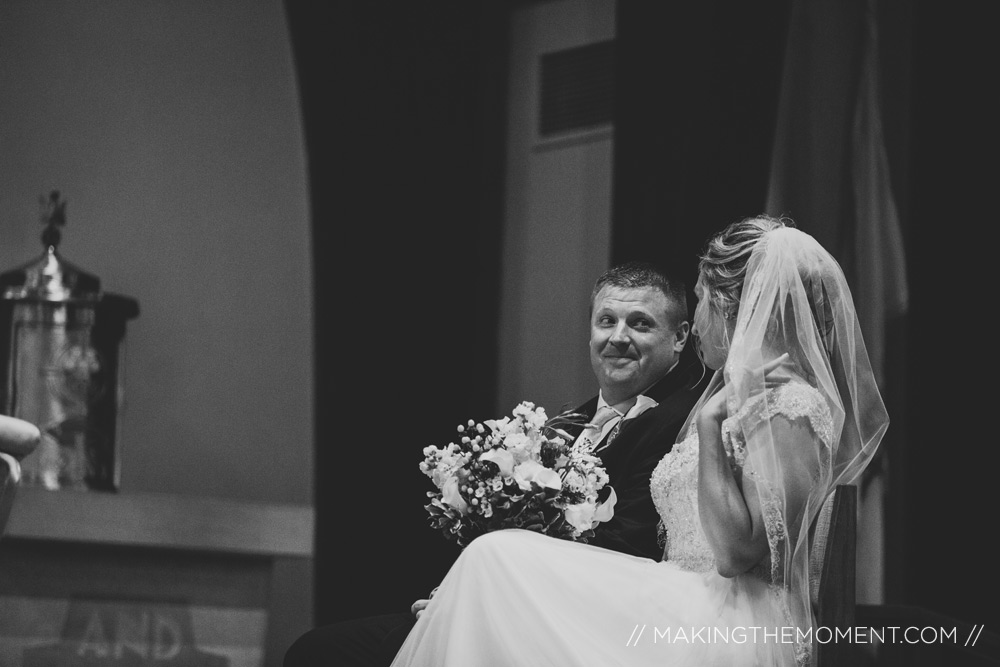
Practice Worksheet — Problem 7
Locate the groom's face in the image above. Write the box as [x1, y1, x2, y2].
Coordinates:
[589, 285, 687, 405]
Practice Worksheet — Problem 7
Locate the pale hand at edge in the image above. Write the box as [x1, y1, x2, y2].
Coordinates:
[411, 586, 441, 619]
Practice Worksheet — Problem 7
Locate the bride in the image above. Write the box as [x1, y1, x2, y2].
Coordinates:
[390, 216, 889, 666]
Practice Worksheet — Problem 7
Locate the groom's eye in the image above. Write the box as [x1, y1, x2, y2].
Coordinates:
[596, 315, 615, 326]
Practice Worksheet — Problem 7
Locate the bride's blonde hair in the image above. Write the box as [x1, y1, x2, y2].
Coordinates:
[698, 215, 790, 320]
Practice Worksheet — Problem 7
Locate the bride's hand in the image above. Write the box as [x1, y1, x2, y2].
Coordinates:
[698, 385, 730, 426]
[698, 353, 791, 425]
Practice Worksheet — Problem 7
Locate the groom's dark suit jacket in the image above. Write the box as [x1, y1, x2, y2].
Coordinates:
[562, 352, 709, 561]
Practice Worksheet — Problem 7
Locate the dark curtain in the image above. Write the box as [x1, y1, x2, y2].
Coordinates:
[903, 0, 997, 633]
[283, 1, 508, 624]
[616, 0, 999, 643]
[612, 0, 791, 290]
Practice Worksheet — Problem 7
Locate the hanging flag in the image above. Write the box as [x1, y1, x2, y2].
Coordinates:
[765, 0, 862, 258]
[765, 0, 909, 607]
[852, 0, 909, 384]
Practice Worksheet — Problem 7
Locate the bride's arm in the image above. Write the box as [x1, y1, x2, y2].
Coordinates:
[697, 405, 818, 578]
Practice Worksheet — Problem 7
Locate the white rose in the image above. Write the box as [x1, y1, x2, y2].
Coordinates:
[512, 461, 562, 491]
[563, 503, 596, 534]
[503, 432, 530, 451]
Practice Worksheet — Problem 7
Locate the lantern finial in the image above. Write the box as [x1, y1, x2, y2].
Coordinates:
[39, 190, 67, 250]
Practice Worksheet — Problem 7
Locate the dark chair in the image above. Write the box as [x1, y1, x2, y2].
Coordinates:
[810, 484, 857, 667]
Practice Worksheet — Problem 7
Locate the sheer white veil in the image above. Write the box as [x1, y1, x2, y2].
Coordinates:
[686, 224, 889, 662]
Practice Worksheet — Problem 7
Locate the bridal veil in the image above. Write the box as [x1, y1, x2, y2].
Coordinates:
[688, 224, 889, 662]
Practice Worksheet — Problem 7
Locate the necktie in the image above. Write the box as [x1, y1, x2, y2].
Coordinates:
[598, 418, 625, 452]
[575, 405, 621, 454]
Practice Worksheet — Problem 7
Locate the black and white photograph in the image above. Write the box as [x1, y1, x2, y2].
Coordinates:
[0, 0, 995, 665]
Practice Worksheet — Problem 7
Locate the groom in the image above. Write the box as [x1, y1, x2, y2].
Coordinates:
[284, 262, 709, 666]
[558, 262, 706, 560]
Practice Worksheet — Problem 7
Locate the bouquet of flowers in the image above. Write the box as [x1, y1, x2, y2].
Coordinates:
[420, 401, 616, 547]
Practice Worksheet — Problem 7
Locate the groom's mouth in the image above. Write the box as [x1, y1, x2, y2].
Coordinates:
[604, 354, 637, 364]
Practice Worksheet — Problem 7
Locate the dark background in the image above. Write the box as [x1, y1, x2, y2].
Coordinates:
[284, 0, 996, 648]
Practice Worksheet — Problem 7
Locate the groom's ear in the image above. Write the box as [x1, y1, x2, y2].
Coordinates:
[673, 321, 690, 352]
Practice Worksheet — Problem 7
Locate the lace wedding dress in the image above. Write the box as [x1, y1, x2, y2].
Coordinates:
[390, 381, 833, 667]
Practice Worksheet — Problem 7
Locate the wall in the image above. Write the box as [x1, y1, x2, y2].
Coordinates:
[497, 0, 616, 417]
[0, 0, 313, 506]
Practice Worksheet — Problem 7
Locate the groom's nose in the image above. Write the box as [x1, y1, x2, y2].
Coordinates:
[609, 322, 631, 346]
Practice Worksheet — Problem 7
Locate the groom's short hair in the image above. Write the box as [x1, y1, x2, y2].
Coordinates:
[590, 262, 688, 328]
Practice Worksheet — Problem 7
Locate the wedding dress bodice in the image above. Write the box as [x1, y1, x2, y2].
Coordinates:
[650, 381, 834, 576]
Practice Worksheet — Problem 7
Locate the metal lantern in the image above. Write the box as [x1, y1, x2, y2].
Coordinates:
[0, 192, 138, 491]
